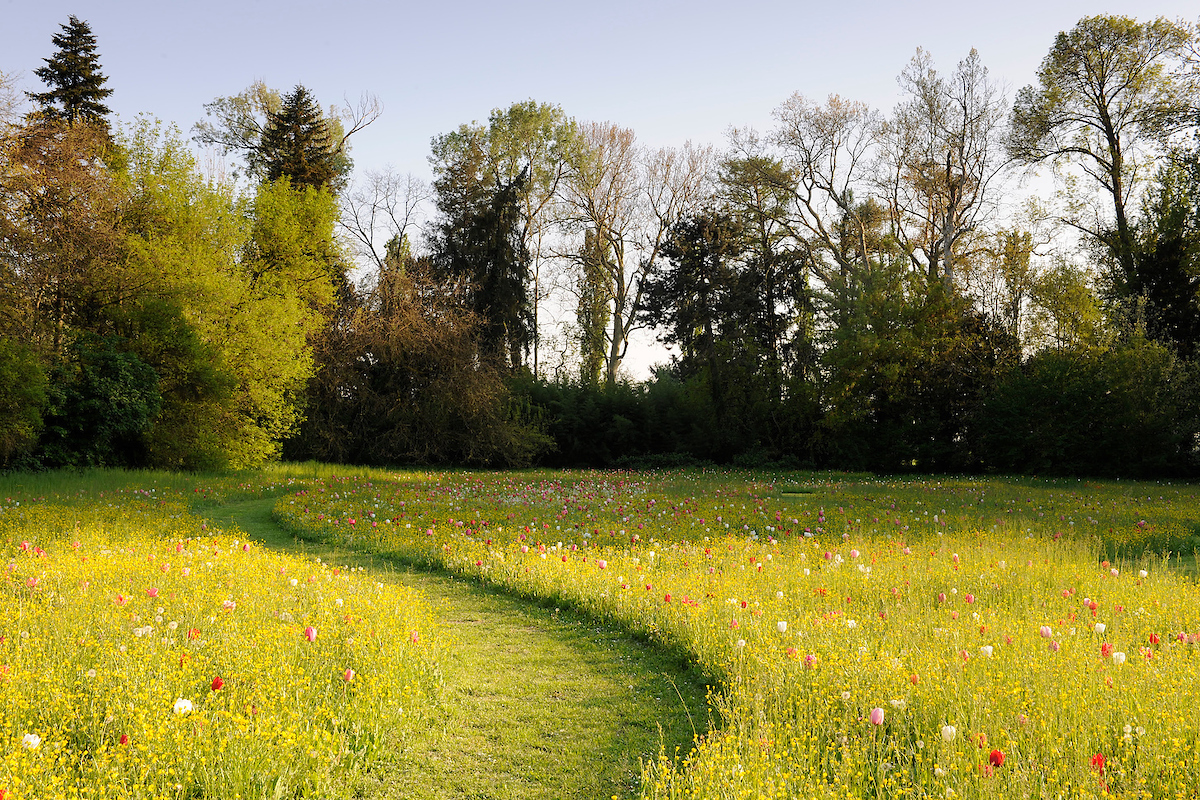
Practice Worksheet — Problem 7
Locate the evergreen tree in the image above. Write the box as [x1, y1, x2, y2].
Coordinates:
[432, 171, 533, 370]
[27, 16, 113, 127]
[259, 85, 342, 191]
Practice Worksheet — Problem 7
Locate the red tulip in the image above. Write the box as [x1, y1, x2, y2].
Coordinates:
[988, 749, 1005, 767]
[211, 676, 224, 691]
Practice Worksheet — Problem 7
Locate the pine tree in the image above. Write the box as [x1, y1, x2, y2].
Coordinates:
[259, 85, 341, 191]
[27, 16, 113, 127]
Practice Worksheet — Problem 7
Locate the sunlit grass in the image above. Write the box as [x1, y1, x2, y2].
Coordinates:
[0, 487, 444, 799]
[277, 469, 1200, 799]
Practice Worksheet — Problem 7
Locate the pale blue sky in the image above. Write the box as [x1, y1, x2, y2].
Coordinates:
[5, 0, 1198, 183]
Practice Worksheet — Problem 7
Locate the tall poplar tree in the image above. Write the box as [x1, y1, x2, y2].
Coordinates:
[27, 15, 113, 128]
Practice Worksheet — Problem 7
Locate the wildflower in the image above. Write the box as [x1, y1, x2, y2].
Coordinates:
[21, 733, 40, 750]
[941, 725, 956, 742]
[736, 639, 746, 648]
[172, 698, 193, 715]
[869, 707, 885, 725]
[211, 676, 224, 691]
[304, 626, 317, 642]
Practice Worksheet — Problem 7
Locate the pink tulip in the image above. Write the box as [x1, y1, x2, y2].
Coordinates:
[146, 587, 159, 598]
[304, 626, 317, 642]
[869, 707, 885, 725]
[343, 668, 355, 682]
[1039, 625, 1052, 638]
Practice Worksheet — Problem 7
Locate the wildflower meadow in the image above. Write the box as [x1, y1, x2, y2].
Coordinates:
[0, 477, 443, 799]
[274, 470, 1200, 799]
[2, 468, 1199, 798]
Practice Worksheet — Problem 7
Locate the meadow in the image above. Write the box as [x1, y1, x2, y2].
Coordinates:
[0, 473, 444, 799]
[274, 469, 1200, 799]
[2, 467, 1199, 798]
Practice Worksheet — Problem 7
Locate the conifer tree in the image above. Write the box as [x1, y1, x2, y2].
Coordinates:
[259, 85, 341, 191]
[27, 15, 113, 127]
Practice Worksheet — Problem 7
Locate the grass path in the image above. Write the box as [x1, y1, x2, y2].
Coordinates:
[201, 498, 711, 800]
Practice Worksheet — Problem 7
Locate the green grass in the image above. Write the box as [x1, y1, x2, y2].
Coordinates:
[204, 497, 710, 799]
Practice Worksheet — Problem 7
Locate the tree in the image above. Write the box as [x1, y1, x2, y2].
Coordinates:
[260, 85, 343, 192]
[290, 248, 550, 466]
[881, 48, 1008, 290]
[27, 15, 113, 128]
[0, 119, 124, 353]
[193, 82, 377, 189]
[429, 101, 579, 373]
[1009, 15, 1197, 279]
[575, 229, 611, 385]
[562, 122, 712, 386]
[431, 170, 533, 369]
[340, 167, 429, 270]
[1123, 162, 1200, 355]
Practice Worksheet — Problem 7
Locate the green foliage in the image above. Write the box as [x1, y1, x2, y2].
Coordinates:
[576, 229, 611, 386]
[982, 337, 1199, 477]
[27, 15, 113, 127]
[289, 257, 550, 467]
[35, 335, 161, 468]
[1118, 163, 1200, 356]
[1008, 15, 1196, 273]
[0, 337, 48, 466]
[260, 85, 344, 192]
[431, 171, 533, 369]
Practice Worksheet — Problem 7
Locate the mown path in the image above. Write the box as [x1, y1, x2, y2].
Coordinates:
[201, 498, 711, 800]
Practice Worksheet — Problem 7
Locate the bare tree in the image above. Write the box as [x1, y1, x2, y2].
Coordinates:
[880, 48, 1009, 290]
[562, 122, 712, 385]
[341, 167, 429, 269]
[755, 94, 884, 328]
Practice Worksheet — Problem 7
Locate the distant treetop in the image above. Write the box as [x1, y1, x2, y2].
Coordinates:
[27, 15, 113, 127]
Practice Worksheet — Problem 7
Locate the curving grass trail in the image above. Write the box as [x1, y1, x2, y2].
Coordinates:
[204, 498, 710, 800]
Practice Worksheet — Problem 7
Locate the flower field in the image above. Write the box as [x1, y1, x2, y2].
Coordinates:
[0, 480, 444, 799]
[275, 470, 1200, 799]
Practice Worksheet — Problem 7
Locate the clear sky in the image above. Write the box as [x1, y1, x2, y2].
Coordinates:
[4, 0, 1197, 375]
[6, 0, 1197, 181]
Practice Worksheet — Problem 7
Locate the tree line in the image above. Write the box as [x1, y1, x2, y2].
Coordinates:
[2, 14, 1199, 477]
